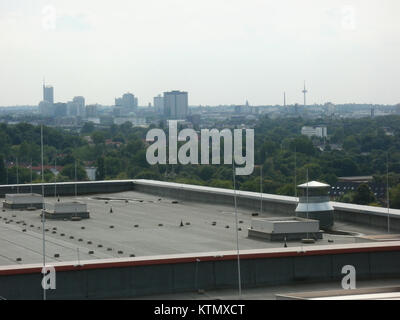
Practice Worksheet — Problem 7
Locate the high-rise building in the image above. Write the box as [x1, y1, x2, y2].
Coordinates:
[154, 94, 164, 114]
[122, 93, 136, 109]
[115, 97, 123, 107]
[67, 101, 78, 116]
[115, 93, 138, 113]
[43, 84, 54, 104]
[54, 102, 67, 117]
[73, 96, 85, 117]
[39, 100, 54, 117]
[163, 91, 188, 119]
[86, 104, 98, 118]
[39, 81, 54, 116]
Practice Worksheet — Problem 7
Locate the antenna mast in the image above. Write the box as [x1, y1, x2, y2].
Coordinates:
[387, 153, 390, 233]
[41, 125, 47, 301]
[302, 81, 308, 107]
[16, 157, 19, 193]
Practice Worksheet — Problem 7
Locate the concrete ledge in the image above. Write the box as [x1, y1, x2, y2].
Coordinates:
[1, 241, 400, 299]
[132, 180, 400, 232]
[0, 180, 135, 198]
[132, 179, 297, 215]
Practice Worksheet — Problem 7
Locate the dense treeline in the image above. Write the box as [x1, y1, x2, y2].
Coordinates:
[1, 115, 400, 208]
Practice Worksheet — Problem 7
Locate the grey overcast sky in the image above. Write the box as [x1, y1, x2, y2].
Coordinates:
[0, 0, 399, 106]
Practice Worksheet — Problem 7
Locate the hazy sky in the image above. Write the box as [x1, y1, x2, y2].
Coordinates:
[1, 0, 399, 106]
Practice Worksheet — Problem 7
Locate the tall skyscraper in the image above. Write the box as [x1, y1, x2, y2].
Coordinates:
[67, 101, 78, 116]
[163, 91, 188, 119]
[154, 94, 164, 114]
[122, 93, 136, 109]
[73, 96, 85, 117]
[40, 80, 54, 116]
[86, 104, 98, 118]
[115, 93, 138, 113]
[43, 82, 54, 104]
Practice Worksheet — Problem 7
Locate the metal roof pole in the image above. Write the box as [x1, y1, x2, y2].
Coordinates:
[232, 160, 242, 299]
[41, 125, 47, 301]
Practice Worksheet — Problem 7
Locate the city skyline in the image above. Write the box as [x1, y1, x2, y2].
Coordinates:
[1, 0, 400, 106]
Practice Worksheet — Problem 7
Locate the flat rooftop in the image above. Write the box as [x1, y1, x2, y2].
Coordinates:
[0, 190, 392, 266]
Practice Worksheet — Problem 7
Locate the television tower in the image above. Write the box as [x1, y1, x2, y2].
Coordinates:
[302, 81, 308, 107]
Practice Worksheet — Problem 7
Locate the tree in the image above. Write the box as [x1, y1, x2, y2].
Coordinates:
[289, 136, 316, 156]
[0, 155, 6, 184]
[91, 131, 105, 145]
[209, 179, 232, 189]
[61, 163, 88, 181]
[198, 166, 215, 181]
[81, 122, 95, 134]
[390, 184, 400, 209]
[96, 157, 105, 180]
[352, 184, 376, 205]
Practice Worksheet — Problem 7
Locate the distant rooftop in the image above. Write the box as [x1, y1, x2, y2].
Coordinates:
[297, 181, 330, 189]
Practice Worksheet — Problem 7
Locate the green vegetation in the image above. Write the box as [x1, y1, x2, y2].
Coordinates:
[1, 115, 400, 208]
